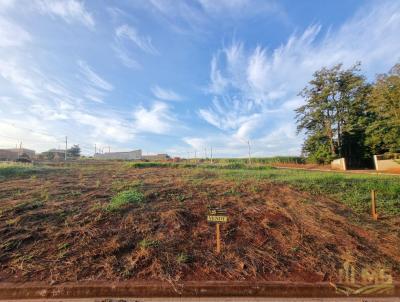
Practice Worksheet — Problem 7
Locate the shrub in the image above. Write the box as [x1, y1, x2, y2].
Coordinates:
[105, 189, 145, 212]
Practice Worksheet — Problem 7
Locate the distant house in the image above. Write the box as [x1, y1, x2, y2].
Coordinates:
[94, 149, 142, 160]
[0, 148, 35, 161]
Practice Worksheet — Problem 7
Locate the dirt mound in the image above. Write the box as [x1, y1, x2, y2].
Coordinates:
[0, 164, 399, 284]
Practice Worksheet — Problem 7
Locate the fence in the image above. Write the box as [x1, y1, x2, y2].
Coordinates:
[373, 153, 400, 171]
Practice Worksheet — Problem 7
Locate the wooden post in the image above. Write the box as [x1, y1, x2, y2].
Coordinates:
[371, 190, 378, 220]
[216, 223, 221, 254]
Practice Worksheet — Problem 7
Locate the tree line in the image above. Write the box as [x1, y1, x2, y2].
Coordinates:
[296, 62, 400, 167]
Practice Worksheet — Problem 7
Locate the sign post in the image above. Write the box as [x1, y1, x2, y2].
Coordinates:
[207, 207, 228, 254]
[371, 190, 378, 220]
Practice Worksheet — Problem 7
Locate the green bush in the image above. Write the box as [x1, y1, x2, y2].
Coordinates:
[106, 189, 145, 212]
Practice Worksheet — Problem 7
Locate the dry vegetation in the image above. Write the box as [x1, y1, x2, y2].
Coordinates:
[0, 161, 399, 284]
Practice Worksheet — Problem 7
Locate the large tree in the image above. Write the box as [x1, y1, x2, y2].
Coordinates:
[366, 64, 400, 154]
[296, 63, 371, 166]
[67, 145, 81, 158]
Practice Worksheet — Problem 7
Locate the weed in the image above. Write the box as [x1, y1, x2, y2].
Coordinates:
[12, 200, 43, 214]
[105, 189, 145, 212]
[111, 179, 143, 192]
[40, 188, 49, 202]
[95, 179, 101, 188]
[176, 252, 189, 264]
[90, 202, 103, 212]
[6, 218, 18, 225]
[138, 238, 159, 249]
[58, 242, 70, 258]
[223, 187, 241, 196]
[69, 190, 82, 197]
[58, 242, 70, 250]
[291, 246, 300, 253]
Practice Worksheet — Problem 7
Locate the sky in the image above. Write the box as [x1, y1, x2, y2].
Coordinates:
[0, 0, 399, 157]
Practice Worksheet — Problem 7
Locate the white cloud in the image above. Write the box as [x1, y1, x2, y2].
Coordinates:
[0, 17, 32, 47]
[144, 0, 287, 34]
[112, 45, 140, 69]
[151, 86, 183, 101]
[33, 0, 94, 29]
[78, 60, 113, 91]
[133, 102, 175, 134]
[197, 1, 400, 155]
[0, 0, 15, 11]
[115, 24, 158, 55]
[0, 59, 42, 99]
[71, 111, 135, 142]
[198, 0, 283, 17]
[0, 56, 132, 152]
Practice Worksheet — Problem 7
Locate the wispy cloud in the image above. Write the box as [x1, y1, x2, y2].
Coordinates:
[33, 0, 95, 29]
[115, 24, 158, 55]
[151, 85, 183, 101]
[78, 60, 113, 92]
[112, 44, 140, 69]
[198, 0, 285, 18]
[0, 17, 32, 47]
[143, 0, 288, 34]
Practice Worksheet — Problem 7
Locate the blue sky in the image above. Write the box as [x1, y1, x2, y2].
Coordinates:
[0, 0, 399, 157]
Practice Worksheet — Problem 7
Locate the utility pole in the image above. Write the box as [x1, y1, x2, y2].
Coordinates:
[247, 140, 251, 165]
[210, 146, 213, 164]
[94, 144, 97, 155]
[19, 142, 22, 159]
[65, 136, 68, 161]
[204, 147, 207, 160]
[108, 146, 111, 153]
[195, 150, 197, 163]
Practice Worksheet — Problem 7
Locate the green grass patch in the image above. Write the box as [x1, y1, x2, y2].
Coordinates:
[105, 189, 145, 212]
[138, 238, 159, 249]
[126, 162, 178, 168]
[0, 162, 51, 180]
[127, 161, 275, 170]
[210, 156, 305, 165]
[217, 168, 400, 216]
[111, 179, 143, 192]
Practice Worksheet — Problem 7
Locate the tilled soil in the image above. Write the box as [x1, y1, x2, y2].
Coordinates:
[0, 163, 399, 284]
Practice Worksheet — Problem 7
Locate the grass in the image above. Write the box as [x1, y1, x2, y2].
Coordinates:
[127, 162, 182, 168]
[0, 162, 51, 180]
[138, 238, 159, 249]
[209, 156, 305, 164]
[127, 161, 275, 170]
[111, 179, 143, 192]
[217, 168, 400, 216]
[105, 189, 145, 212]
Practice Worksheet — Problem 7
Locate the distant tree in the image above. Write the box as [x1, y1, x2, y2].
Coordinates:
[296, 63, 371, 166]
[366, 63, 400, 154]
[67, 145, 81, 158]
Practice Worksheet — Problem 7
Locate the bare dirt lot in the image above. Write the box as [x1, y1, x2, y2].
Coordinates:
[0, 162, 399, 285]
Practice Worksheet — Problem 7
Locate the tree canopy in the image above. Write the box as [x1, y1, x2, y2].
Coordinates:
[296, 62, 399, 166]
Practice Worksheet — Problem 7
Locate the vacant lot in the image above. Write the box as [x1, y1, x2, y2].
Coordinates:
[0, 161, 399, 284]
